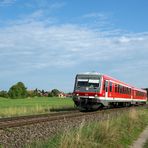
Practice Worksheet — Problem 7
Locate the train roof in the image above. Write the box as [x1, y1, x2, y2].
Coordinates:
[77, 72, 101, 76]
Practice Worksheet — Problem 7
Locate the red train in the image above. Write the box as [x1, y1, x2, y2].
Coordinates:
[73, 72, 147, 110]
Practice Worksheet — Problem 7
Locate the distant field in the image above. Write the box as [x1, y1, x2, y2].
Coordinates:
[0, 97, 74, 117]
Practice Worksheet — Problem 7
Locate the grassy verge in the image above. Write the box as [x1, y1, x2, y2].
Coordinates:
[143, 139, 148, 148]
[0, 97, 74, 117]
[29, 108, 148, 148]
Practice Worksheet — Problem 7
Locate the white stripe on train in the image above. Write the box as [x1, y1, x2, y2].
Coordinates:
[98, 97, 146, 102]
[78, 96, 146, 102]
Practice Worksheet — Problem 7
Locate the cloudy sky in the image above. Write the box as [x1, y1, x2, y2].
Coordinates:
[0, 0, 148, 92]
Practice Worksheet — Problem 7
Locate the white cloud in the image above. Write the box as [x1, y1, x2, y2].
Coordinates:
[0, 5, 148, 90]
[118, 36, 145, 43]
[0, 18, 148, 73]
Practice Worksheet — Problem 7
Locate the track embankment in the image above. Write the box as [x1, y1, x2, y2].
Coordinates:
[0, 106, 147, 147]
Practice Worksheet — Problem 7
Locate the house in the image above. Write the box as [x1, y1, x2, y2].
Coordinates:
[58, 92, 66, 98]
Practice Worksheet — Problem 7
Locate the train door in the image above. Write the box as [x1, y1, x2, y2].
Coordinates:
[105, 80, 109, 98]
[108, 81, 113, 97]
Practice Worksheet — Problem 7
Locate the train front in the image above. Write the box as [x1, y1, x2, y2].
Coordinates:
[73, 73, 102, 110]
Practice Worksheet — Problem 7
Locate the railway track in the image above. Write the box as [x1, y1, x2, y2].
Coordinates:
[0, 111, 81, 129]
[0, 105, 147, 129]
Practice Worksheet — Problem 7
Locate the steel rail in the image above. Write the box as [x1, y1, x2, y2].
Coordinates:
[0, 110, 79, 122]
[0, 105, 147, 129]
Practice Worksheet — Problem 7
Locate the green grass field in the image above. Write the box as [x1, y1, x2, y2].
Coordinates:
[0, 97, 74, 117]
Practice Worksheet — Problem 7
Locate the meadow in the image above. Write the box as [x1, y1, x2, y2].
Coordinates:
[0, 97, 74, 117]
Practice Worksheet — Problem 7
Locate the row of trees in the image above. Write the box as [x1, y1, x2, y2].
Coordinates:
[0, 82, 61, 99]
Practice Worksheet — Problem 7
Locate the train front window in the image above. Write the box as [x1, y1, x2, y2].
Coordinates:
[77, 79, 88, 87]
[88, 79, 99, 88]
[77, 79, 100, 89]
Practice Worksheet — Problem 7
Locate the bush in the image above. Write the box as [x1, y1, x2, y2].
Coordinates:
[8, 82, 27, 99]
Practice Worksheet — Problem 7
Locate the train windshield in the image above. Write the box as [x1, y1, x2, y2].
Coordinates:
[75, 75, 101, 92]
[77, 79, 100, 88]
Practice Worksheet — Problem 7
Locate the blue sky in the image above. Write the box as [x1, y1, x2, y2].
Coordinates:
[0, 0, 148, 92]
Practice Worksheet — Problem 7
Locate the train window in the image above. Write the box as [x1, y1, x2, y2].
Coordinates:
[127, 88, 129, 94]
[110, 82, 112, 92]
[136, 91, 144, 97]
[129, 89, 131, 94]
[105, 81, 108, 92]
[124, 87, 126, 94]
[115, 84, 117, 93]
[127, 88, 130, 94]
[125, 87, 127, 94]
[119, 85, 121, 93]
[118, 85, 120, 93]
[126, 87, 128, 94]
[123, 87, 125, 94]
[121, 86, 123, 94]
[119, 85, 120, 93]
[117, 85, 119, 93]
[119, 85, 122, 94]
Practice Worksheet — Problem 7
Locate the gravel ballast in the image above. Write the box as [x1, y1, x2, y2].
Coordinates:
[0, 108, 136, 147]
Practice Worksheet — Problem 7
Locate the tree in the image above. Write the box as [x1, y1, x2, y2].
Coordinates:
[27, 90, 36, 97]
[41, 89, 45, 95]
[51, 89, 60, 97]
[0, 90, 8, 98]
[48, 92, 54, 97]
[8, 82, 27, 99]
[33, 88, 41, 97]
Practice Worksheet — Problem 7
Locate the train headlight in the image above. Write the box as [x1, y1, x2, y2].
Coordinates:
[76, 94, 79, 96]
[95, 94, 98, 97]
